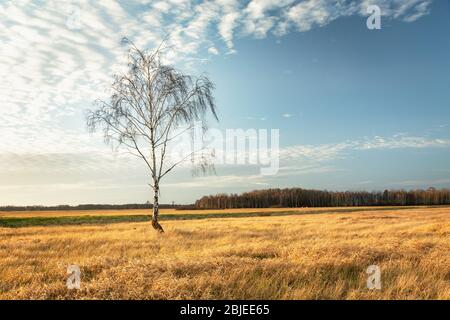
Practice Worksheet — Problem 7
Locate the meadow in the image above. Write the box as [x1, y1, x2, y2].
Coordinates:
[0, 206, 449, 299]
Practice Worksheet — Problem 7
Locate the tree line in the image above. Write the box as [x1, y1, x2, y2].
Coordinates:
[0, 203, 182, 212]
[194, 187, 450, 209]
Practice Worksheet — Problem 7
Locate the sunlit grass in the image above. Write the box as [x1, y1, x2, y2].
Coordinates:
[0, 206, 449, 299]
[0, 206, 422, 227]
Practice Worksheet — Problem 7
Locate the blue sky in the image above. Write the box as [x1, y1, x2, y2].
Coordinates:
[0, 0, 449, 205]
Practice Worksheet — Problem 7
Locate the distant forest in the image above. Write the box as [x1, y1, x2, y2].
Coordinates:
[0, 203, 185, 212]
[3, 187, 450, 211]
[194, 187, 450, 209]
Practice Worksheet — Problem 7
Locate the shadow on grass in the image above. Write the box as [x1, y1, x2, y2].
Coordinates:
[0, 206, 425, 228]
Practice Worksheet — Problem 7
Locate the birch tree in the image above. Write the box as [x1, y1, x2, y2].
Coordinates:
[87, 39, 218, 232]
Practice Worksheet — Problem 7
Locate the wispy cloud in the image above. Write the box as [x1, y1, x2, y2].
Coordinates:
[390, 178, 450, 187]
[162, 134, 450, 189]
[0, 0, 433, 157]
[208, 46, 219, 55]
[246, 116, 266, 121]
[281, 134, 450, 162]
[164, 163, 335, 189]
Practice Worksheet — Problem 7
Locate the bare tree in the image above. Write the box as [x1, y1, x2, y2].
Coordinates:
[87, 38, 218, 233]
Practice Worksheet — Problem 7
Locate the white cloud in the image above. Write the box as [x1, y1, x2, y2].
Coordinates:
[246, 116, 267, 121]
[282, 113, 293, 118]
[281, 0, 433, 34]
[219, 9, 240, 51]
[357, 134, 449, 150]
[359, 0, 432, 22]
[208, 46, 219, 55]
[281, 134, 450, 162]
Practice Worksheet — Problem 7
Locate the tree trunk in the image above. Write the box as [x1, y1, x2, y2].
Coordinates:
[151, 186, 164, 233]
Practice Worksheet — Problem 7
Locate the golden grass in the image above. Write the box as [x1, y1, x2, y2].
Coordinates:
[0, 206, 449, 299]
[0, 206, 422, 218]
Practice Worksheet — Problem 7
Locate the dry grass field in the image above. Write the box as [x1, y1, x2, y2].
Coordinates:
[0, 206, 449, 299]
[0, 206, 403, 218]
